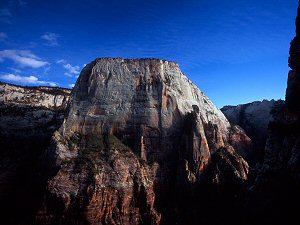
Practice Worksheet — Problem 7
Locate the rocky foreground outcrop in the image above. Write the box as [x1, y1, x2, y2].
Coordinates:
[0, 82, 71, 224]
[251, 3, 300, 189]
[277, 2, 300, 184]
[36, 58, 251, 225]
[247, 2, 300, 224]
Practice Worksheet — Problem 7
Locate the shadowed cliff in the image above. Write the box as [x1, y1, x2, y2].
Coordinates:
[0, 82, 71, 224]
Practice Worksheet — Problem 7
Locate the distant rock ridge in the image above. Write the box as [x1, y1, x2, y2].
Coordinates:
[36, 58, 251, 225]
[221, 99, 279, 164]
[0, 81, 71, 104]
[0, 82, 71, 224]
[0, 82, 71, 137]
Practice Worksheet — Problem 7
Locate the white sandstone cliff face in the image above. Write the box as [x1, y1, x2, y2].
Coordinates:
[222, 100, 276, 137]
[0, 82, 70, 108]
[61, 58, 230, 164]
[0, 82, 71, 137]
[39, 58, 249, 225]
[66, 58, 229, 132]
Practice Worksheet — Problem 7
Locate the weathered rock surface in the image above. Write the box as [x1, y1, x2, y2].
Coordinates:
[37, 58, 251, 225]
[221, 100, 279, 164]
[63, 58, 230, 162]
[0, 82, 71, 224]
[255, 1, 300, 191]
[0, 82, 70, 138]
[203, 146, 249, 194]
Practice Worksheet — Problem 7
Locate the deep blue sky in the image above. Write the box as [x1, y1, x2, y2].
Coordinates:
[0, 0, 298, 107]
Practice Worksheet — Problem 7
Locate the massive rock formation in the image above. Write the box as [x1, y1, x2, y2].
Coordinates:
[0, 82, 71, 224]
[249, 2, 300, 224]
[37, 58, 250, 225]
[221, 100, 279, 164]
[257, 1, 300, 191]
[287, 2, 300, 111]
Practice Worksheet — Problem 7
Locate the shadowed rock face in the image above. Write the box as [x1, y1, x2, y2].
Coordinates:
[260, 1, 300, 189]
[203, 146, 249, 197]
[287, 4, 300, 111]
[0, 82, 71, 224]
[249, 2, 300, 225]
[221, 100, 278, 165]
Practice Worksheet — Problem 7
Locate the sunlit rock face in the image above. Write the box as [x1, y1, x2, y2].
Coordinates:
[0, 82, 70, 108]
[64, 58, 230, 164]
[37, 58, 251, 225]
[0, 82, 71, 138]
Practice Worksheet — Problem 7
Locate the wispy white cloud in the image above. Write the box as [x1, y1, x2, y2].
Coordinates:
[0, 32, 8, 41]
[68, 83, 75, 88]
[0, 49, 49, 68]
[0, 9, 11, 16]
[0, 9, 12, 23]
[43, 66, 51, 74]
[56, 59, 66, 64]
[57, 59, 80, 77]
[0, 73, 57, 86]
[63, 64, 80, 75]
[41, 32, 59, 46]
[8, 67, 21, 74]
[17, 0, 27, 7]
[0, 0, 27, 23]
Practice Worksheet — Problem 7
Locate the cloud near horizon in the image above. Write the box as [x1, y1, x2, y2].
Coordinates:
[63, 64, 80, 76]
[41, 32, 59, 46]
[57, 59, 80, 77]
[0, 73, 57, 86]
[0, 49, 49, 68]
